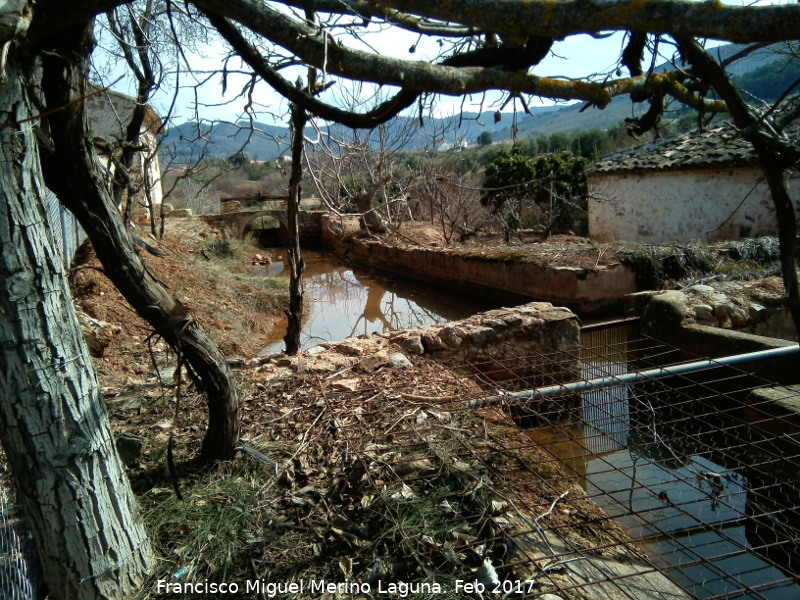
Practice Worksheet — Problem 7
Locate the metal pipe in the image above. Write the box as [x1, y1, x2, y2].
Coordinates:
[472, 344, 800, 408]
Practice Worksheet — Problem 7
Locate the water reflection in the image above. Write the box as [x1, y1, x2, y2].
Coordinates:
[528, 380, 800, 599]
[260, 250, 488, 354]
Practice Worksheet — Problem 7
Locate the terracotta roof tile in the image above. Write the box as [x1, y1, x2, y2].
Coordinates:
[587, 95, 800, 176]
[587, 123, 760, 175]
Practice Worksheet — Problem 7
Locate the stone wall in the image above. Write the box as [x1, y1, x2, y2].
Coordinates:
[328, 229, 635, 315]
[634, 288, 798, 384]
[200, 210, 324, 241]
[385, 301, 581, 386]
[588, 167, 788, 243]
[254, 301, 581, 391]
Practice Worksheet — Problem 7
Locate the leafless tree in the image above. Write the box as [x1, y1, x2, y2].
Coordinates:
[305, 111, 420, 233]
[2, 2, 800, 598]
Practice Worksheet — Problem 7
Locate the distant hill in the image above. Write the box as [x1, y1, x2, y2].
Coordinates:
[160, 120, 292, 166]
[491, 43, 797, 141]
[161, 43, 794, 164]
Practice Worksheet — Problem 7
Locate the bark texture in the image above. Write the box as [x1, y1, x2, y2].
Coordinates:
[0, 53, 152, 600]
[39, 24, 240, 462]
[284, 103, 306, 355]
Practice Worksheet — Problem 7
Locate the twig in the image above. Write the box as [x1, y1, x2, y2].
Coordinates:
[1, 76, 124, 130]
[168, 353, 184, 501]
[400, 392, 461, 403]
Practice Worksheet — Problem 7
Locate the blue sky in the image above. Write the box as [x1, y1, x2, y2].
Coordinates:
[96, 4, 740, 127]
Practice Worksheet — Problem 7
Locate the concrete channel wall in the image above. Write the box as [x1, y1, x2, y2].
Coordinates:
[635, 289, 798, 385]
[326, 228, 636, 315]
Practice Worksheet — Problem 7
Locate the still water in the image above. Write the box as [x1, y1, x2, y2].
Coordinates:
[528, 352, 800, 599]
[259, 250, 490, 354]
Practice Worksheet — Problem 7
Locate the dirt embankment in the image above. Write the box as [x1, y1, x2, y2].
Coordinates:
[70, 218, 288, 390]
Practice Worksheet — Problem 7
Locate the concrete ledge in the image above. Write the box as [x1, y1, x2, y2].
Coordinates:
[641, 290, 798, 384]
[336, 237, 636, 315]
[746, 385, 800, 443]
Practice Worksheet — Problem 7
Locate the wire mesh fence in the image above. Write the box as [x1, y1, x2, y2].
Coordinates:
[0, 464, 37, 600]
[44, 187, 86, 268]
[2, 317, 799, 599]
[457, 320, 800, 599]
[223, 317, 800, 599]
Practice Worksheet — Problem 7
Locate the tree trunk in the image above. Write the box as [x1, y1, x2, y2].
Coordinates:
[354, 190, 388, 234]
[284, 103, 306, 355]
[677, 36, 800, 341]
[39, 23, 240, 462]
[0, 52, 153, 600]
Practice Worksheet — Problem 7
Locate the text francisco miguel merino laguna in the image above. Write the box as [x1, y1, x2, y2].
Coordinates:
[155, 578, 492, 596]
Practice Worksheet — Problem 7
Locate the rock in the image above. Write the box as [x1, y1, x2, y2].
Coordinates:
[693, 304, 714, 320]
[387, 352, 413, 369]
[306, 345, 326, 356]
[227, 357, 245, 369]
[77, 311, 121, 357]
[713, 302, 735, 319]
[336, 341, 365, 356]
[439, 326, 465, 347]
[749, 303, 767, 322]
[483, 319, 507, 332]
[687, 284, 714, 294]
[469, 326, 497, 345]
[716, 281, 742, 292]
[730, 307, 749, 327]
[356, 350, 390, 372]
[159, 367, 182, 385]
[401, 336, 424, 355]
[116, 433, 145, 467]
[709, 292, 729, 306]
[421, 333, 447, 352]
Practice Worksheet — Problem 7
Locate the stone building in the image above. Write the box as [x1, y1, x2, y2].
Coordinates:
[85, 88, 164, 218]
[586, 123, 799, 243]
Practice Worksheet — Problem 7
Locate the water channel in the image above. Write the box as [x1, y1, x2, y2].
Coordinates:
[258, 248, 800, 597]
[258, 249, 492, 354]
[529, 328, 800, 599]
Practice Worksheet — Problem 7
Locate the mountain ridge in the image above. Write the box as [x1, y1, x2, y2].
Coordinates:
[160, 43, 793, 164]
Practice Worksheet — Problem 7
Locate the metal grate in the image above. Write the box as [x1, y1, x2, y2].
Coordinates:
[482, 320, 800, 599]
[44, 188, 86, 268]
[0, 466, 37, 600]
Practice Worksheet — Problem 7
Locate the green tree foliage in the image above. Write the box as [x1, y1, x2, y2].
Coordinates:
[481, 146, 589, 234]
[227, 151, 249, 167]
[477, 130, 494, 146]
[532, 152, 589, 234]
[480, 145, 536, 215]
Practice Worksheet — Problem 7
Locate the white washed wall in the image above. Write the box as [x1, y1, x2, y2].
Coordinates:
[85, 92, 163, 209]
[588, 167, 797, 243]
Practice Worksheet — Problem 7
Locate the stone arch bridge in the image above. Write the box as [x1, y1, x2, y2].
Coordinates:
[199, 209, 325, 242]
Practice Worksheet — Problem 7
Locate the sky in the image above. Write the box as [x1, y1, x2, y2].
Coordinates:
[96, 2, 746, 129]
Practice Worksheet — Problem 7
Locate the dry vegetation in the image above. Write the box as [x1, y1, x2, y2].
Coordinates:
[68, 215, 791, 599]
[70, 217, 643, 599]
[70, 218, 288, 389]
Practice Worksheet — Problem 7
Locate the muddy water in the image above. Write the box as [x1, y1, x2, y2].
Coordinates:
[259, 250, 492, 354]
[527, 327, 800, 599]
